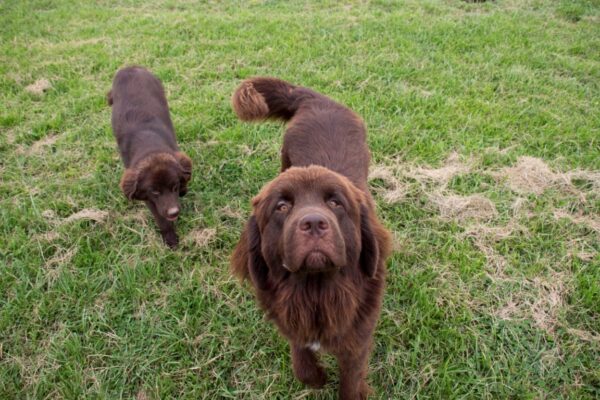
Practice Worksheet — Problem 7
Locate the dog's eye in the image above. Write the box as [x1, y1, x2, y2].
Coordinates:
[276, 200, 291, 213]
[327, 199, 342, 208]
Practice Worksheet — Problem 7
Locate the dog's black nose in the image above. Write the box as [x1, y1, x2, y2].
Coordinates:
[167, 207, 180, 219]
[299, 214, 329, 237]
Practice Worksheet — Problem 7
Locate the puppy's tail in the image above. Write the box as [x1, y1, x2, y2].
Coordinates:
[231, 77, 318, 122]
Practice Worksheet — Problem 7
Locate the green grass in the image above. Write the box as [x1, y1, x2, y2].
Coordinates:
[1, 0, 599, 398]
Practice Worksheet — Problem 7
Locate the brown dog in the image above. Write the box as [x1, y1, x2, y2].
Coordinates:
[231, 77, 392, 399]
[108, 66, 192, 248]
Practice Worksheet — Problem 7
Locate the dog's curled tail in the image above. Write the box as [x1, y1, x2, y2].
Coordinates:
[231, 77, 317, 122]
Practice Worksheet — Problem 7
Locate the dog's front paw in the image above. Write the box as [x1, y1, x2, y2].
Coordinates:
[162, 231, 179, 249]
[292, 346, 327, 389]
[297, 364, 327, 389]
[339, 380, 371, 400]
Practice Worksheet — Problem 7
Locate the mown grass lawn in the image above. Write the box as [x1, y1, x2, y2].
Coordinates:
[1, 0, 599, 398]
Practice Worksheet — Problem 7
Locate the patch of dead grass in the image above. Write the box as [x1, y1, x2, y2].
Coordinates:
[45, 247, 77, 268]
[36, 231, 60, 242]
[464, 221, 528, 274]
[553, 210, 600, 233]
[64, 208, 109, 224]
[567, 328, 600, 343]
[369, 152, 471, 204]
[530, 274, 570, 334]
[186, 228, 217, 247]
[44, 247, 77, 285]
[496, 301, 520, 321]
[125, 209, 150, 227]
[566, 170, 600, 193]
[432, 194, 498, 222]
[491, 272, 571, 335]
[42, 208, 109, 225]
[25, 78, 52, 95]
[499, 156, 560, 195]
[498, 156, 599, 197]
[220, 205, 245, 220]
[409, 151, 470, 188]
[18, 134, 60, 156]
[368, 165, 406, 203]
[136, 390, 150, 400]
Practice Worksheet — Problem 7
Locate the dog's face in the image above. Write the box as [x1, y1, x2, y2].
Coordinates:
[236, 166, 381, 290]
[120, 152, 192, 221]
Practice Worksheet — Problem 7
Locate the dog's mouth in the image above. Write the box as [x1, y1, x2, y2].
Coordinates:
[302, 250, 337, 273]
[165, 215, 178, 222]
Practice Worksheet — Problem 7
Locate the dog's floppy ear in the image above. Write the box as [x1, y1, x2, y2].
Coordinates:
[359, 204, 380, 278]
[246, 216, 270, 290]
[174, 152, 192, 196]
[174, 152, 192, 181]
[231, 216, 270, 291]
[119, 168, 139, 200]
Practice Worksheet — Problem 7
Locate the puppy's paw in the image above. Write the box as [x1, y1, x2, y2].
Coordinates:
[296, 364, 327, 389]
[358, 382, 372, 400]
[340, 381, 371, 400]
[292, 347, 327, 389]
[162, 231, 179, 249]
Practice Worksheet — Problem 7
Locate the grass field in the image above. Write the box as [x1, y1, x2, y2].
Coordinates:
[1, 0, 599, 398]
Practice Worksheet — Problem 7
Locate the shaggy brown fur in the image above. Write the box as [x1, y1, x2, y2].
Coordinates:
[108, 66, 192, 248]
[231, 77, 392, 399]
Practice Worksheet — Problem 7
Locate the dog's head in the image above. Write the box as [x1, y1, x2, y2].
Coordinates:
[120, 152, 192, 221]
[232, 165, 389, 290]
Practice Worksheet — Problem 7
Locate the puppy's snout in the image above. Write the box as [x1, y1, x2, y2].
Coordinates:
[167, 207, 180, 219]
[298, 213, 329, 238]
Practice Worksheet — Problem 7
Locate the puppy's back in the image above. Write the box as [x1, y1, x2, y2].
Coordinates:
[109, 66, 178, 165]
[110, 66, 166, 108]
[110, 66, 175, 134]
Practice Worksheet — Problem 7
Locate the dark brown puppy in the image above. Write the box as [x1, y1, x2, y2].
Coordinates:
[108, 66, 192, 248]
[231, 77, 392, 399]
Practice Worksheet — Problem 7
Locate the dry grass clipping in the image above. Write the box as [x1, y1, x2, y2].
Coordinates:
[41, 208, 109, 225]
[136, 390, 150, 400]
[36, 231, 60, 242]
[567, 328, 600, 343]
[499, 156, 599, 196]
[369, 152, 471, 203]
[44, 247, 78, 285]
[432, 194, 498, 222]
[464, 222, 528, 273]
[64, 209, 109, 224]
[30, 135, 58, 154]
[500, 157, 560, 195]
[530, 274, 570, 333]
[368, 165, 406, 203]
[553, 210, 600, 233]
[566, 170, 600, 193]
[492, 272, 571, 335]
[409, 151, 470, 187]
[18, 135, 59, 156]
[187, 228, 217, 247]
[25, 78, 52, 95]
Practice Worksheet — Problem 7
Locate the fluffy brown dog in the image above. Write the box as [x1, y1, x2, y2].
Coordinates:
[108, 66, 192, 248]
[231, 77, 392, 399]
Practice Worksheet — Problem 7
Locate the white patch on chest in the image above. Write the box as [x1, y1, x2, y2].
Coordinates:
[306, 341, 320, 352]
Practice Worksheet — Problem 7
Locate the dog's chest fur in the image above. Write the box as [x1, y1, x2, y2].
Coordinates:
[263, 274, 361, 345]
